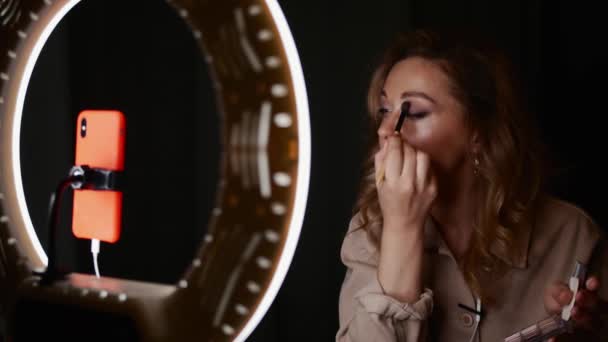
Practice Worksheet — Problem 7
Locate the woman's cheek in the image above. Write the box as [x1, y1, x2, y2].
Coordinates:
[404, 122, 436, 149]
[404, 122, 458, 170]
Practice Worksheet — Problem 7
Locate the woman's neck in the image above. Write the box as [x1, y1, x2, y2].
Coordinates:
[430, 162, 478, 260]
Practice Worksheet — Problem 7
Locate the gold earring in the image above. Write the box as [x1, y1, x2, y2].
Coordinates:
[473, 156, 480, 175]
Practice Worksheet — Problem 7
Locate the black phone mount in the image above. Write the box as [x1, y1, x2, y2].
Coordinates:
[37, 166, 124, 285]
[69, 165, 124, 191]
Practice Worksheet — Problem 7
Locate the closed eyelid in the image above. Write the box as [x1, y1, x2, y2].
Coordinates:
[405, 97, 436, 111]
[376, 101, 392, 112]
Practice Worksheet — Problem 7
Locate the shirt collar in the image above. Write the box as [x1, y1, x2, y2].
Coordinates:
[423, 216, 531, 269]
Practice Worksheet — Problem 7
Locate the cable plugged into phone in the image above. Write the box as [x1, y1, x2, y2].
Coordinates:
[37, 166, 124, 284]
[91, 238, 100, 278]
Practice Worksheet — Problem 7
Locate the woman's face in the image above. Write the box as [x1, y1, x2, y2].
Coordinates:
[377, 57, 474, 175]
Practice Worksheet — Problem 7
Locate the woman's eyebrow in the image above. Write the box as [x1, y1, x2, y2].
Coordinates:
[400, 91, 437, 104]
[381, 89, 437, 104]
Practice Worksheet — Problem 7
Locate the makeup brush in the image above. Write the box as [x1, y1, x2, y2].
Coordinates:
[375, 101, 411, 185]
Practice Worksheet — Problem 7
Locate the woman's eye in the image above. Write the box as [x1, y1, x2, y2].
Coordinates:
[377, 108, 389, 116]
[409, 111, 429, 119]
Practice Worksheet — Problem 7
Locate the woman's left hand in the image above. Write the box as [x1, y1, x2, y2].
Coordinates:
[544, 276, 606, 341]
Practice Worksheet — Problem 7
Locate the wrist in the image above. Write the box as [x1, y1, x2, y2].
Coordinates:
[382, 217, 425, 235]
[378, 236, 424, 302]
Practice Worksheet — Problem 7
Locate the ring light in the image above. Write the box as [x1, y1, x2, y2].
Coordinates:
[0, 0, 310, 340]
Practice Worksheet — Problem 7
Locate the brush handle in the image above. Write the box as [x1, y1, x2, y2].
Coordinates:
[375, 164, 386, 185]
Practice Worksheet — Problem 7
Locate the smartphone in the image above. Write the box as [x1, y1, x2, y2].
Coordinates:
[72, 110, 126, 243]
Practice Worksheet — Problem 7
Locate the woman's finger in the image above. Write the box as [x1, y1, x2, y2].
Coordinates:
[415, 151, 431, 193]
[545, 281, 572, 314]
[585, 276, 600, 291]
[384, 135, 403, 181]
[400, 140, 416, 186]
[575, 289, 597, 311]
[571, 305, 594, 330]
[374, 139, 389, 185]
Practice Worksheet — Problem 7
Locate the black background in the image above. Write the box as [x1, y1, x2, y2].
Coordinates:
[17, 0, 608, 340]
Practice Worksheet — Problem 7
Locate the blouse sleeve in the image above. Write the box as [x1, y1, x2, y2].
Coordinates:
[336, 214, 433, 342]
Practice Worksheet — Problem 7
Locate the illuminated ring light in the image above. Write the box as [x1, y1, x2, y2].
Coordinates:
[0, 0, 310, 340]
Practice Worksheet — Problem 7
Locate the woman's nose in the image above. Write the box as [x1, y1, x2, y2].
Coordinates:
[377, 111, 400, 139]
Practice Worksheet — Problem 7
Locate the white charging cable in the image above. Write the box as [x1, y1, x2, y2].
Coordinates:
[91, 239, 101, 278]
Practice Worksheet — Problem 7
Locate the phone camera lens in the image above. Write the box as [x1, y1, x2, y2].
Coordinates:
[81, 118, 87, 138]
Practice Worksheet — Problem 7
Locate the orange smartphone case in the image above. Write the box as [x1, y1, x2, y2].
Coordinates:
[72, 110, 125, 243]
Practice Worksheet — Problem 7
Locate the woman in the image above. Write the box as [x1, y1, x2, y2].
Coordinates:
[336, 28, 607, 341]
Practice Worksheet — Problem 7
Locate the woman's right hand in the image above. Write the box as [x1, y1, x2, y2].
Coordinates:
[375, 135, 437, 231]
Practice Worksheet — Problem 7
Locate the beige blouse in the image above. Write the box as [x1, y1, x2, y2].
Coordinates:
[336, 196, 608, 341]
